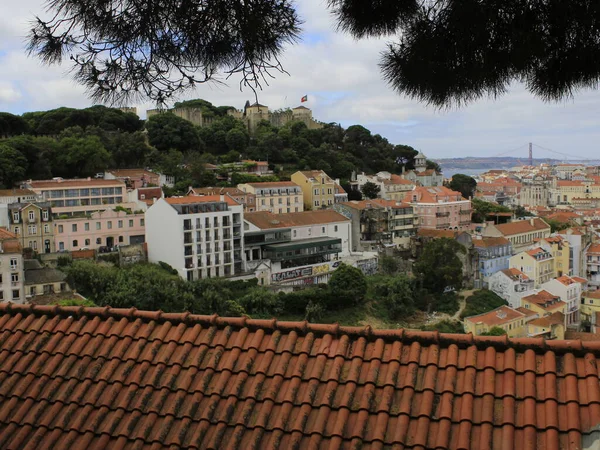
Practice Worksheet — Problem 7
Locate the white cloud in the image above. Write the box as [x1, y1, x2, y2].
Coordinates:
[3, 0, 600, 159]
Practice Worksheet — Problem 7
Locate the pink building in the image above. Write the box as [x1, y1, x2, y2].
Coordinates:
[404, 186, 472, 230]
[54, 209, 146, 251]
[105, 169, 161, 189]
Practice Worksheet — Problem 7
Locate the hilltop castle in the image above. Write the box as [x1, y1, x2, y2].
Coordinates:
[146, 100, 322, 134]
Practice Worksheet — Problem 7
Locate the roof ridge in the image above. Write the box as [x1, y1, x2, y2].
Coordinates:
[2, 303, 599, 355]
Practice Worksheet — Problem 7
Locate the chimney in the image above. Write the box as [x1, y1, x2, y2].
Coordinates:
[220, 195, 225, 202]
[530, 218, 535, 226]
[87, 177, 91, 181]
[402, 165, 406, 174]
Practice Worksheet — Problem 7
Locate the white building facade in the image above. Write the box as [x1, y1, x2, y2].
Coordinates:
[146, 196, 244, 281]
[489, 268, 535, 309]
[0, 229, 25, 304]
[541, 276, 584, 326]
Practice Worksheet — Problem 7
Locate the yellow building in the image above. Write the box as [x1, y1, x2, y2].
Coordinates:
[549, 180, 600, 206]
[237, 181, 303, 214]
[8, 202, 55, 254]
[509, 247, 555, 287]
[291, 170, 336, 211]
[463, 305, 530, 337]
[527, 312, 565, 339]
[521, 290, 567, 320]
[539, 236, 570, 276]
[580, 290, 600, 324]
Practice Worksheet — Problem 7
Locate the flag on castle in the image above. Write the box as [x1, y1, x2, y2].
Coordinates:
[301, 95, 308, 103]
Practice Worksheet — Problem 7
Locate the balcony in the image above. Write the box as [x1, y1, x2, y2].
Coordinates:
[459, 209, 472, 215]
[11, 281, 20, 287]
[263, 237, 342, 262]
[435, 212, 450, 217]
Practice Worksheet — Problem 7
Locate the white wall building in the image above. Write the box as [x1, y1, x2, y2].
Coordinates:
[146, 195, 244, 281]
[0, 228, 25, 304]
[558, 228, 587, 278]
[541, 275, 584, 326]
[489, 268, 535, 309]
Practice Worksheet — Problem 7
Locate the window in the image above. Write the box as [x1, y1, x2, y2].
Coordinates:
[28, 211, 35, 221]
[140, 219, 145, 226]
[42, 210, 49, 221]
[119, 236, 124, 243]
[59, 242, 64, 250]
[107, 221, 112, 230]
[118, 220, 123, 228]
[12, 212, 19, 222]
[96, 238, 101, 245]
[96, 222, 101, 230]
[32, 241, 37, 250]
[12, 290, 19, 300]
[28, 225, 37, 234]
[73, 240, 78, 247]
[293, 230, 297, 238]
[10, 258, 17, 269]
[322, 227, 325, 233]
[315, 201, 320, 207]
[30, 286, 36, 296]
[83, 222, 89, 231]
[308, 228, 312, 236]
[11, 273, 19, 282]
[85, 239, 90, 246]
[44, 224, 50, 233]
[58, 225, 64, 233]
[72, 224, 77, 232]
[314, 189, 319, 195]
[14, 227, 19, 235]
[129, 219, 134, 227]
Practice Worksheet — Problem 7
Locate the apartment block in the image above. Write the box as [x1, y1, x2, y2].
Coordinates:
[0, 228, 25, 304]
[488, 268, 535, 309]
[510, 247, 555, 288]
[146, 196, 244, 281]
[463, 305, 531, 338]
[403, 186, 472, 231]
[291, 170, 336, 210]
[585, 243, 600, 289]
[7, 202, 54, 254]
[472, 236, 512, 285]
[243, 210, 358, 287]
[350, 171, 415, 201]
[237, 182, 301, 213]
[54, 209, 146, 251]
[24, 178, 131, 216]
[541, 275, 585, 326]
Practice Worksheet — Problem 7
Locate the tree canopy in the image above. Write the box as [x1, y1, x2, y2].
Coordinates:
[361, 181, 381, 199]
[28, 0, 598, 106]
[448, 174, 477, 199]
[413, 238, 465, 294]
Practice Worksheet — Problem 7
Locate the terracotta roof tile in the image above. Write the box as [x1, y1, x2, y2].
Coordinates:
[242, 181, 300, 188]
[28, 179, 125, 189]
[500, 268, 531, 281]
[516, 307, 538, 317]
[494, 218, 550, 236]
[0, 189, 36, 197]
[244, 210, 348, 229]
[0, 228, 18, 240]
[164, 195, 240, 207]
[472, 236, 510, 248]
[417, 229, 458, 239]
[463, 305, 525, 326]
[587, 243, 600, 254]
[1, 304, 600, 449]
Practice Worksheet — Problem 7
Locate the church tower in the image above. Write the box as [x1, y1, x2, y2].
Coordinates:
[414, 151, 427, 171]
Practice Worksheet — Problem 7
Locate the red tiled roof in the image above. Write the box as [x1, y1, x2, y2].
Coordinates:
[403, 186, 466, 203]
[107, 169, 157, 179]
[522, 290, 565, 311]
[584, 290, 600, 300]
[244, 210, 348, 229]
[526, 247, 549, 257]
[0, 189, 36, 197]
[417, 229, 458, 239]
[370, 199, 412, 209]
[528, 312, 565, 328]
[572, 276, 588, 284]
[516, 306, 538, 317]
[587, 243, 600, 254]
[242, 181, 300, 189]
[472, 236, 510, 248]
[165, 195, 240, 206]
[28, 178, 125, 188]
[494, 218, 550, 236]
[463, 305, 525, 326]
[3, 304, 600, 449]
[0, 228, 18, 240]
[339, 200, 384, 211]
[500, 268, 530, 281]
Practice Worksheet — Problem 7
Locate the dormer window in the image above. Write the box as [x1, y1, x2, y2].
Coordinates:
[12, 212, 19, 222]
[28, 211, 35, 221]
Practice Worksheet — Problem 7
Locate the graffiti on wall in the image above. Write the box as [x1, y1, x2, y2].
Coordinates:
[356, 258, 378, 276]
[271, 260, 341, 282]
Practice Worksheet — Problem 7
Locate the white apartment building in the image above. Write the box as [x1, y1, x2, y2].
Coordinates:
[489, 268, 535, 309]
[541, 275, 585, 326]
[146, 196, 244, 281]
[0, 228, 25, 304]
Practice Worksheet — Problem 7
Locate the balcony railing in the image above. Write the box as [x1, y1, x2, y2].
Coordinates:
[435, 212, 450, 217]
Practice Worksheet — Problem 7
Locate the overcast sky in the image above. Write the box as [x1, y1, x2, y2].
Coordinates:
[2, 0, 600, 160]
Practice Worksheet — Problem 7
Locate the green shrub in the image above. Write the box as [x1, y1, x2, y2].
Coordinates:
[460, 289, 507, 319]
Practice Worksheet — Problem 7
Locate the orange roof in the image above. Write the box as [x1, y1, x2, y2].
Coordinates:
[523, 290, 565, 310]
[529, 312, 565, 328]
[500, 268, 530, 281]
[165, 195, 239, 207]
[494, 218, 550, 236]
[0, 189, 36, 197]
[370, 199, 412, 209]
[404, 186, 466, 203]
[3, 304, 600, 448]
[334, 183, 346, 194]
[572, 276, 588, 284]
[339, 200, 384, 211]
[565, 331, 600, 341]
[107, 168, 157, 178]
[244, 210, 349, 229]
[0, 228, 18, 240]
[587, 243, 600, 254]
[384, 174, 414, 185]
[190, 186, 247, 196]
[556, 180, 584, 187]
[516, 306, 538, 317]
[417, 229, 458, 239]
[464, 305, 525, 326]
[298, 170, 333, 181]
[555, 275, 578, 286]
[584, 290, 600, 300]
[472, 236, 510, 248]
[526, 247, 549, 257]
[243, 181, 300, 189]
[29, 178, 125, 189]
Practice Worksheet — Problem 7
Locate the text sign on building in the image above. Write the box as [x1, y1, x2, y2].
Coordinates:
[271, 261, 341, 282]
